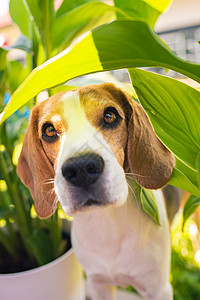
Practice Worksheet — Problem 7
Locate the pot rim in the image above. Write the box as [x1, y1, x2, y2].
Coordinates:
[0, 247, 74, 278]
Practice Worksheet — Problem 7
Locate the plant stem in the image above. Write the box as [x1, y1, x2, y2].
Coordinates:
[0, 190, 20, 248]
[0, 229, 17, 258]
[0, 148, 33, 258]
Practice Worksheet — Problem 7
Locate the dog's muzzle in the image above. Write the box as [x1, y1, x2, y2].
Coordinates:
[61, 153, 105, 207]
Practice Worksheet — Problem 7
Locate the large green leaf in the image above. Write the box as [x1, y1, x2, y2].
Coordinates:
[129, 68, 200, 195]
[52, 1, 115, 50]
[129, 69, 200, 170]
[1, 20, 200, 123]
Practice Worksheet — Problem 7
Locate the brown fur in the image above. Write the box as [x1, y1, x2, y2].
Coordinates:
[17, 83, 175, 218]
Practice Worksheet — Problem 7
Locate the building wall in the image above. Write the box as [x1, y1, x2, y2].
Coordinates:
[156, 0, 200, 32]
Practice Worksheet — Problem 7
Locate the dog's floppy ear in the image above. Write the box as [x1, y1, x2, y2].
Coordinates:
[17, 106, 58, 218]
[126, 96, 175, 189]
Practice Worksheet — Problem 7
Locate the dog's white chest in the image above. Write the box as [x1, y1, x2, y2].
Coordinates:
[72, 189, 171, 290]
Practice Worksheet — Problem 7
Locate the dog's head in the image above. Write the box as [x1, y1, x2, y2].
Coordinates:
[17, 83, 175, 218]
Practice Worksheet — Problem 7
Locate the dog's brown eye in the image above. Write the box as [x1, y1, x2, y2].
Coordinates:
[103, 107, 121, 128]
[42, 123, 58, 142]
[45, 125, 56, 137]
[104, 111, 117, 124]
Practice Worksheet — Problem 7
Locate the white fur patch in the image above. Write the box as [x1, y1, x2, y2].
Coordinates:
[54, 91, 128, 216]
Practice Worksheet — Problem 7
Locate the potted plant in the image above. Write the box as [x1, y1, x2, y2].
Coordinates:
[0, 0, 115, 297]
[1, 0, 200, 299]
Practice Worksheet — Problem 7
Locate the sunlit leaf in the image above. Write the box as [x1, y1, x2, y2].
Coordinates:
[114, 0, 172, 28]
[114, 0, 159, 28]
[143, 0, 173, 12]
[1, 20, 200, 123]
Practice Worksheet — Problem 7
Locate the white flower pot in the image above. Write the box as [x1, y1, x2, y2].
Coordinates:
[0, 248, 85, 300]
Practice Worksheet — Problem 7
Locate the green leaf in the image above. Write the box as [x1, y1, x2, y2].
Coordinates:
[56, 0, 92, 17]
[140, 188, 160, 225]
[52, 1, 115, 50]
[183, 195, 200, 228]
[9, 0, 39, 64]
[175, 158, 200, 189]
[28, 229, 54, 266]
[129, 69, 200, 171]
[9, 0, 30, 38]
[7, 61, 30, 93]
[0, 205, 10, 219]
[169, 167, 200, 198]
[24, 0, 55, 58]
[0, 48, 7, 71]
[114, 0, 173, 27]
[1, 20, 200, 123]
[114, 0, 159, 28]
[143, 0, 173, 12]
[129, 68, 200, 196]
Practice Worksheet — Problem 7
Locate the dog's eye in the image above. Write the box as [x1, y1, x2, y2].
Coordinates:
[103, 107, 121, 127]
[42, 123, 58, 142]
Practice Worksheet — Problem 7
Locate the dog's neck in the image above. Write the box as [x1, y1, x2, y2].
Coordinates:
[72, 176, 142, 237]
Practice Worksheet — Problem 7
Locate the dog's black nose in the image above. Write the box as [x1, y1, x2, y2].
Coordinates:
[62, 153, 104, 189]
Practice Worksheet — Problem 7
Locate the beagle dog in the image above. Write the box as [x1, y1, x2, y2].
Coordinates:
[17, 83, 175, 300]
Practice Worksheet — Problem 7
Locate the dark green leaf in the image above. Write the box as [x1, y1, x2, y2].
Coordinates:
[140, 188, 160, 225]
[183, 195, 200, 228]
[28, 229, 54, 266]
[0, 205, 10, 219]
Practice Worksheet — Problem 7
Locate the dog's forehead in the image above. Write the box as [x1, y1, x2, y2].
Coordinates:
[40, 85, 125, 126]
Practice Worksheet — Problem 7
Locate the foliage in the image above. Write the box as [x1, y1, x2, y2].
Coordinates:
[0, 0, 116, 272]
[171, 217, 200, 299]
[0, 0, 200, 278]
